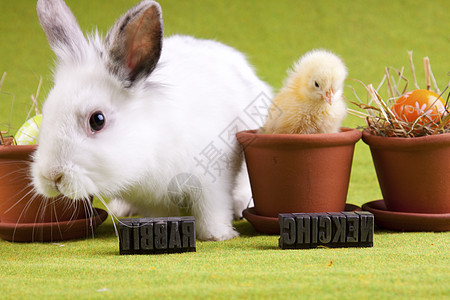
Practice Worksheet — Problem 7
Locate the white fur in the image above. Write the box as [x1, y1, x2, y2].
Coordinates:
[32, 0, 272, 241]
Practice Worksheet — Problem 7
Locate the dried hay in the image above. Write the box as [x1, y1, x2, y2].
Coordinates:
[347, 52, 449, 137]
[0, 72, 42, 145]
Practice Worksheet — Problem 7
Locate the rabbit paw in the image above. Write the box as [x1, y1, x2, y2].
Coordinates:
[196, 223, 239, 241]
[108, 198, 139, 217]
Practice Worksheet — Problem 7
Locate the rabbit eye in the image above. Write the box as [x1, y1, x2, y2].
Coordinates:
[89, 111, 106, 132]
[314, 81, 320, 88]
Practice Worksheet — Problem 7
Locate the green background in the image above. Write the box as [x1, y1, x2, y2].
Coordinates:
[0, 0, 449, 299]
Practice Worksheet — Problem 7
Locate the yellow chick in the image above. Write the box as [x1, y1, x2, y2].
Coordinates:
[259, 49, 347, 134]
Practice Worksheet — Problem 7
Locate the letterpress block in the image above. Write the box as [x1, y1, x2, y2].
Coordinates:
[119, 218, 139, 225]
[153, 217, 168, 253]
[119, 218, 156, 255]
[317, 213, 332, 247]
[118, 219, 133, 255]
[180, 216, 196, 252]
[168, 217, 182, 253]
[131, 222, 142, 251]
[122, 217, 150, 224]
[139, 220, 155, 254]
[293, 214, 311, 249]
[355, 211, 374, 247]
[308, 213, 321, 248]
[278, 214, 296, 249]
[328, 212, 346, 248]
[342, 212, 359, 247]
[119, 218, 144, 255]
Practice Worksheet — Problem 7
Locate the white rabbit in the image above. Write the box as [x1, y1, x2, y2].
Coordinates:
[32, 0, 272, 241]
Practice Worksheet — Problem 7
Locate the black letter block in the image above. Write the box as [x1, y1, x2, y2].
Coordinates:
[278, 211, 374, 250]
[154, 218, 168, 253]
[342, 212, 359, 247]
[168, 217, 182, 253]
[119, 217, 197, 254]
[278, 214, 296, 249]
[119, 219, 133, 255]
[328, 212, 346, 248]
[181, 216, 196, 252]
[309, 213, 320, 248]
[293, 213, 311, 249]
[318, 214, 332, 246]
[356, 211, 374, 247]
[132, 222, 141, 251]
[118, 218, 152, 255]
[139, 221, 154, 254]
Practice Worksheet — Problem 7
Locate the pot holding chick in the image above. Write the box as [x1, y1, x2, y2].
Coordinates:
[238, 50, 361, 218]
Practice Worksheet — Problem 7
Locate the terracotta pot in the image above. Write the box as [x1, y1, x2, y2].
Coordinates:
[0, 145, 89, 223]
[236, 128, 362, 218]
[0, 145, 107, 242]
[362, 130, 450, 214]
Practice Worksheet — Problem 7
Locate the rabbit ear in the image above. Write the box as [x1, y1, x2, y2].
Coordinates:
[37, 0, 87, 61]
[105, 0, 163, 87]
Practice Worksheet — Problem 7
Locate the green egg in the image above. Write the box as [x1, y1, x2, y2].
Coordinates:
[14, 115, 42, 145]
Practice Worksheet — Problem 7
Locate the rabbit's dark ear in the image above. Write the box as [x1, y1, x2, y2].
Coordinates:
[37, 0, 87, 61]
[105, 0, 163, 87]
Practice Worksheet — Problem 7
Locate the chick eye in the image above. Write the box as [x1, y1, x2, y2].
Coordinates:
[89, 111, 106, 132]
[314, 81, 320, 88]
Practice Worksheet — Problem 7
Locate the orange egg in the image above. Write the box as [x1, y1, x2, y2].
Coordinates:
[392, 89, 447, 125]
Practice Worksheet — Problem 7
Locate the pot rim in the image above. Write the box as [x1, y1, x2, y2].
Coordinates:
[0, 144, 37, 153]
[236, 127, 362, 148]
[362, 129, 450, 150]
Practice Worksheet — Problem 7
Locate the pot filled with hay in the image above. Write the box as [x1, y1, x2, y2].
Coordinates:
[348, 53, 450, 231]
[0, 73, 107, 242]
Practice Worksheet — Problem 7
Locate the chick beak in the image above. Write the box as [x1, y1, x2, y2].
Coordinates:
[324, 89, 334, 105]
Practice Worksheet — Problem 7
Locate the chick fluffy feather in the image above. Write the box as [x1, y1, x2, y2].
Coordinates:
[260, 49, 347, 134]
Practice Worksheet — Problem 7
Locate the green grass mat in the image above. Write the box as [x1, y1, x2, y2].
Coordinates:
[1, 0, 449, 299]
[1, 219, 449, 299]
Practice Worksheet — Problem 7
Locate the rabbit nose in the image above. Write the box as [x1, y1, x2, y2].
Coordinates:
[54, 174, 63, 185]
[49, 172, 63, 193]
